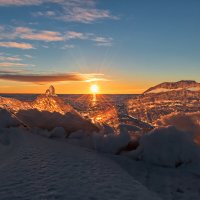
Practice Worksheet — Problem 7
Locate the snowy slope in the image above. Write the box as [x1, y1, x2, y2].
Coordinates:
[144, 80, 200, 94]
[112, 155, 200, 200]
[0, 128, 160, 200]
[145, 87, 200, 94]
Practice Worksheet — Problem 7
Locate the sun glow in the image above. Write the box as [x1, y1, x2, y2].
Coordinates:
[90, 84, 99, 94]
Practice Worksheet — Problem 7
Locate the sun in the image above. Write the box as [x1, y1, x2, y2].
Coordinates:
[90, 84, 99, 94]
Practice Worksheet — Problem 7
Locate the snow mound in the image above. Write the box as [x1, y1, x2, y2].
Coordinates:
[0, 128, 10, 145]
[67, 125, 131, 154]
[16, 109, 99, 133]
[69, 130, 86, 139]
[130, 126, 200, 167]
[49, 127, 66, 138]
[0, 129, 160, 200]
[0, 109, 19, 128]
[92, 127, 131, 154]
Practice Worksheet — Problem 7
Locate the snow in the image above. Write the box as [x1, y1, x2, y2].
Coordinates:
[0, 91, 200, 199]
[157, 112, 200, 145]
[92, 128, 131, 154]
[146, 86, 200, 94]
[111, 155, 200, 200]
[49, 127, 66, 138]
[146, 88, 182, 94]
[0, 128, 10, 146]
[128, 126, 200, 167]
[16, 109, 98, 133]
[0, 109, 19, 128]
[187, 87, 200, 91]
[0, 128, 160, 200]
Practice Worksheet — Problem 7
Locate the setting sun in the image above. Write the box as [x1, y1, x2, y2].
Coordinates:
[90, 84, 99, 94]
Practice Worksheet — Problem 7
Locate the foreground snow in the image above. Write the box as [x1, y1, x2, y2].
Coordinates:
[0, 128, 160, 200]
[112, 155, 200, 200]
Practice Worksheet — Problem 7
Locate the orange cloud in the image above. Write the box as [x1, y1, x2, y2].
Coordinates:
[0, 0, 118, 23]
[0, 62, 29, 67]
[0, 56, 21, 61]
[0, 42, 34, 49]
[15, 27, 64, 42]
[0, 25, 113, 46]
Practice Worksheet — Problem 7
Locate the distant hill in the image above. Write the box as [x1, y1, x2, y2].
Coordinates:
[144, 80, 200, 94]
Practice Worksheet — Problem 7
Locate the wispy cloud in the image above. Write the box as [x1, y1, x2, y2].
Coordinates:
[0, 69, 30, 74]
[34, 10, 55, 17]
[0, 62, 29, 67]
[92, 36, 113, 46]
[24, 54, 33, 58]
[0, 0, 119, 23]
[15, 27, 64, 42]
[0, 55, 22, 61]
[61, 44, 75, 49]
[65, 31, 87, 40]
[64, 31, 113, 46]
[0, 26, 113, 46]
[0, 42, 34, 49]
[56, 6, 118, 23]
[0, 0, 42, 6]
[0, 72, 107, 83]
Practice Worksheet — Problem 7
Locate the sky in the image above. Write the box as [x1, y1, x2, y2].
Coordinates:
[0, 0, 200, 94]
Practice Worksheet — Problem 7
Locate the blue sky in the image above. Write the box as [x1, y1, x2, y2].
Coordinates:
[0, 0, 200, 93]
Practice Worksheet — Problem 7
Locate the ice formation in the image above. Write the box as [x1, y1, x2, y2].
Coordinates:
[45, 85, 56, 96]
[0, 86, 99, 134]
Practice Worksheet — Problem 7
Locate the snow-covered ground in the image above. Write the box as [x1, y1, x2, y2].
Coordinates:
[0, 127, 160, 200]
[111, 155, 200, 200]
[0, 92, 200, 200]
[1, 125, 200, 200]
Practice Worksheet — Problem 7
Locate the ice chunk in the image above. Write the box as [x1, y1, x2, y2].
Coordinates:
[45, 85, 56, 96]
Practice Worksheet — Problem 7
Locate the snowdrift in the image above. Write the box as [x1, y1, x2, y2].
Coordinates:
[16, 109, 98, 133]
[0, 128, 160, 200]
[0, 109, 19, 128]
[157, 112, 200, 145]
[129, 126, 200, 167]
[92, 128, 130, 154]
